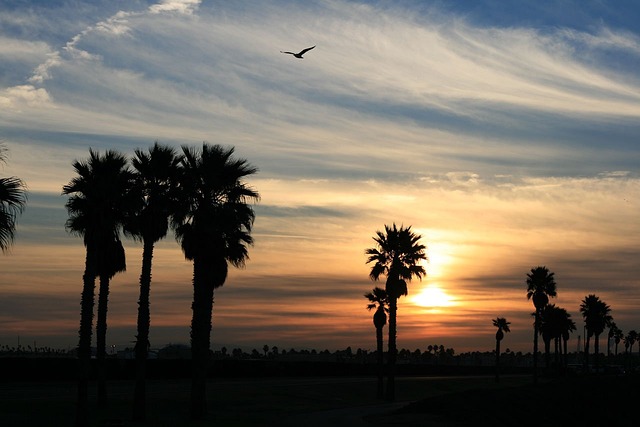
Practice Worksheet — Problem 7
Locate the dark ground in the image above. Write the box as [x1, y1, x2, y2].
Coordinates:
[386, 374, 639, 427]
[1, 357, 637, 426]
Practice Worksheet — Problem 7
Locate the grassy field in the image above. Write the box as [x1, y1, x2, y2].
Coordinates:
[0, 375, 535, 426]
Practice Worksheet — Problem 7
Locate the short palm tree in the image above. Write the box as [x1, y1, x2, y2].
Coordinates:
[606, 321, 620, 358]
[613, 326, 624, 356]
[171, 143, 259, 420]
[63, 149, 134, 425]
[557, 307, 576, 373]
[0, 143, 27, 253]
[579, 294, 612, 374]
[525, 266, 557, 383]
[493, 317, 511, 383]
[366, 223, 426, 401]
[365, 286, 388, 399]
[126, 143, 182, 422]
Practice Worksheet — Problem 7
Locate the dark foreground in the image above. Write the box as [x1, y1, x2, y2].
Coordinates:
[0, 370, 636, 426]
[387, 374, 638, 427]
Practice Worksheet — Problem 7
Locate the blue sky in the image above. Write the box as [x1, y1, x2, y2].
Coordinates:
[1, 0, 639, 354]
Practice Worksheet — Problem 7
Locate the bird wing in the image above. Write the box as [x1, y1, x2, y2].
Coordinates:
[299, 45, 316, 55]
[280, 51, 295, 55]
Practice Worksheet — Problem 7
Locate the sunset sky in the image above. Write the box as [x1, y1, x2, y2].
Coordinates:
[1, 0, 639, 355]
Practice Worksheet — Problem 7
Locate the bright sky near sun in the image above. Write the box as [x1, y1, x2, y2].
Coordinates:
[1, 0, 639, 355]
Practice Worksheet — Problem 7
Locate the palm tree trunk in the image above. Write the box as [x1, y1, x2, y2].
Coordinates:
[495, 338, 501, 383]
[584, 335, 590, 373]
[376, 326, 384, 399]
[594, 334, 600, 374]
[190, 257, 215, 420]
[533, 311, 539, 384]
[96, 274, 110, 407]
[76, 255, 96, 427]
[133, 239, 154, 422]
[386, 297, 397, 402]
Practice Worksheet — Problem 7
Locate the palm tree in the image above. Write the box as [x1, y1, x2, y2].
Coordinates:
[63, 149, 134, 425]
[613, 326, 624, 356]
[171, 143, 259, 420]
[607, 321, 620, 358]
[579, 294, 612, 374]
[0, 143, 27, 253]
[525, 266, 557, 383]
[557, 307, 576, 373]
[125, 143, 182, 422]
[365, 286, 388, 399]
[493, 317, 511, 383]
[366, 223, 426, 401]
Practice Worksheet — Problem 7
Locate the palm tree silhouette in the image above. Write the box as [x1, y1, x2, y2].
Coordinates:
[366, 223, 426, 401]
[493, 317, 510, 383]
[63, 149, 134, 424]
[0, 143, 27, 253]
[612, 325, 624, 356]
[126, 143, 182, 422]
[365, 286, 388, 399]
[580, 294, 612, 374]
[525, 266, 556, 383]
[171, 143, 259, 420]
[556, 307, 576, 374]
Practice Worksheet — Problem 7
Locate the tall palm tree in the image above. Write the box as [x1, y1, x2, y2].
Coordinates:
[525, 266, 557, 383]
[125, 143, 182, 422]
[171, 143, 259, 420]
[63, 149, 134, 425]
[493, 317, 511, 383]
[579, 294, 612, 374]
[0, 143, 27, 253]
[366, 223, 426, 402]
[365, 286, 388, 399]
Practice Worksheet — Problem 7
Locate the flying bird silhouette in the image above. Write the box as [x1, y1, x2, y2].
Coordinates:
[280, 45, 316, 59]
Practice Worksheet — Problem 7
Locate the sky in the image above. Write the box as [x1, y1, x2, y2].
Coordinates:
[0, 0, 638, 355]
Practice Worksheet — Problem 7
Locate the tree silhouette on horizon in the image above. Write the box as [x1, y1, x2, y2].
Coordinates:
[366, 223, 426, 402]
[171, 143, 259, 420]
[526, 266, 556, 384]
[580, 294, 612, 374]
[492, 317, 510, 383]
[63, 149, 134, 425]
[365, 286, 388, 399]
[125, 143, 182, 422]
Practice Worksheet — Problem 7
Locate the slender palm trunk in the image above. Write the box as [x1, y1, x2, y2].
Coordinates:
[76, 254, 96, 427]
[533, 311, 539, 384]
[386, 297, 397, 402]
[594, 334, 600, 374]
[584, 335, 590, 373]
[133, 239, 154, 422]
[562, 338, 568, 376]
[495, 338, 501, 383]
[96, 274, 110, 407]
[543, 337, 551, 369]
[375, 326, 384, 399]
[190, 257, 215, 420]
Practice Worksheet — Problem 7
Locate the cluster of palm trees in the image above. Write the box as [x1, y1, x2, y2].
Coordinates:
[0, 143, 27, 253]
[62, 142, 259, 426]
[364, 223, 427, 401]
[519, 266, 622, 380]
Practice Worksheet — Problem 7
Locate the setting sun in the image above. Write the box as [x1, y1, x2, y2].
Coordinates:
[412, 285, 456, 308]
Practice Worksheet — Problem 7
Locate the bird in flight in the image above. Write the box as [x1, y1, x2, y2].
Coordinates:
[280, 45, 316, 59]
